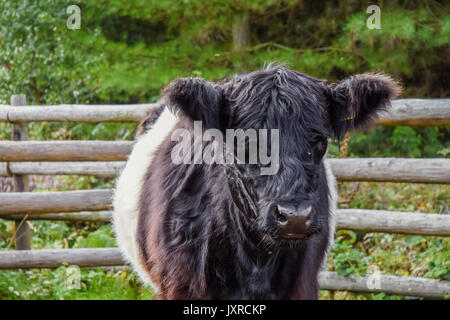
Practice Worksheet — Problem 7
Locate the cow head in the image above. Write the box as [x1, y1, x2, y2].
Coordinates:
[162, 65, 401, 249]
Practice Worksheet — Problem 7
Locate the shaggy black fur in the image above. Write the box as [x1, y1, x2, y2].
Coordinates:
[136, 65, 400, 299]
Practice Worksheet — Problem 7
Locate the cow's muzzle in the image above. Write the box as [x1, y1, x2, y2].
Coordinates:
[273, 203, 314, 238]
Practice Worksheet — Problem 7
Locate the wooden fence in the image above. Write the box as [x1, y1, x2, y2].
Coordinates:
[0, 95, 449, 299]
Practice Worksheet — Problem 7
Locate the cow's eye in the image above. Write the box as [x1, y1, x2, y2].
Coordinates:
[312, 138, 328, 163]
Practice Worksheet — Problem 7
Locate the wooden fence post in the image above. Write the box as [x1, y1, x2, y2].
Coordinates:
[11, 94, 31, 250]
[232, 12, 251, 50]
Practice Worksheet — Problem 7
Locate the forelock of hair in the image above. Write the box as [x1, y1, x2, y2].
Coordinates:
[222, 66, 329, 138]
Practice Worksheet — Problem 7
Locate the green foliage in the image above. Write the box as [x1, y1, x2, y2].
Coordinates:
[0, 0, 107, 105]
[73, 225, 116, 248]
[331, 230, 370, 276]
[3, 0, 448, 103]
[391, 127, 422, 157]
[339, 182, 449, 213]
[0, 219, 13, 250]
[348, 127, 449, 158]
[425, 247, 450, 280]
[31, 221, 71, 249]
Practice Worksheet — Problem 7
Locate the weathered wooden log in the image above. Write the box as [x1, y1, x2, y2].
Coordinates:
[376, 99, 450, 126]
[2, 209, 449, 237]
[0, 248, 447, 298]
[0, 103, 156, 123]
[329, 158, 450, 184]
[336, 209, 450, 236]
[0, 189, 112, 214]
[3, 211, 112, 222]
[0, 248, 124, 268]
[0, 99, 448, 126]
[2, 161, 125, 177]
[0, 141, 133, 161]
[318, 271, 450, 299]
[1, 158, 448, 184]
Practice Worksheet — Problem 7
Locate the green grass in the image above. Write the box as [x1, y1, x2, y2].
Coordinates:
[0, 267, 154, 300]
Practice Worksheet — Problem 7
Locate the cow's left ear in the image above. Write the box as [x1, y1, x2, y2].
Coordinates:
[163, 77, 223, 129]
[326, 73, 402, 140]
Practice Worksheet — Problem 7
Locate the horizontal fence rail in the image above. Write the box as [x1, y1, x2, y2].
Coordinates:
[0, 248, 448, 298]
[317, 272, 450, 299]
[336, 209, 450, 236]
[0, 104, 155, 123]
[1, 158, 449, 184]
[3, 211, 113, 222]
[1, 99, 449, 126]
[329, 158, 450, 184]
[0, 189, 113, 214]
[0, 161, 124, 177]
[0, 141, 133, 161]
[376, 99, 450, 126]
[0, 248, 123, 268]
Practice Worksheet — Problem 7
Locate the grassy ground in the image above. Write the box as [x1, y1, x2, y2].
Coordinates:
[0, 174, 448, 300]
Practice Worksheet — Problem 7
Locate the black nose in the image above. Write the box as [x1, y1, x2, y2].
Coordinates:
[274, 204, 313, 237]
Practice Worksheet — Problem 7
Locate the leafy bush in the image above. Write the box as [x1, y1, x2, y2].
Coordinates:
[73, 225, 116, 248]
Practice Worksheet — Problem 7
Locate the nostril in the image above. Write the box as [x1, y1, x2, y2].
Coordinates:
[274, 208, 288, 224]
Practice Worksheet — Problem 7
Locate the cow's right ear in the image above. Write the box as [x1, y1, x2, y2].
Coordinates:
[163, 77, 223, 129]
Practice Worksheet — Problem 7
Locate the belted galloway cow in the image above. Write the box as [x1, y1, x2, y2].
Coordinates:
[113, 65, 400, 299]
